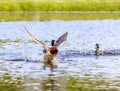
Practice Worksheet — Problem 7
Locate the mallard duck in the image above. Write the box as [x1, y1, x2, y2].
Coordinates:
[24, 27, 68, 70]
[43, 39, 56, 53]
[94, 43, 113, 55]
[94, 43, 99, 55]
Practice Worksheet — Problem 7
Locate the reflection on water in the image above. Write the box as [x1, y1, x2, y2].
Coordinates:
[66, 75, 120, 91]
[0, 57, 120, 91]
[0, 17, 120, 90]
[40, 74, 65, 91]
[0, 73, 23, 91]
[0, 11, 120, 21]
[0, 56, 120, 91]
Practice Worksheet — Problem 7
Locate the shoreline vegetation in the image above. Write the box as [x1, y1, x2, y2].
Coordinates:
[0, 0, 120, 21]
[0, 0, 120, 11]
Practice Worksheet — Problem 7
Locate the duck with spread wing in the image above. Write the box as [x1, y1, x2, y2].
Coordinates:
[24, 27, 68, 70]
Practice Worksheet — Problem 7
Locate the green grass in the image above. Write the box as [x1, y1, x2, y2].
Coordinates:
[0, 0, 120, 11]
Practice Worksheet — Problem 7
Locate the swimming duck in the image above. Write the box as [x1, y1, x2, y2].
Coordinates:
[94, 43, 113, 55]
[94, 43, 99, 55]
[24, 27, 68, 70]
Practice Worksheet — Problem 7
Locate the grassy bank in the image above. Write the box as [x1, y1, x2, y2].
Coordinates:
[0, 0, 120, 11]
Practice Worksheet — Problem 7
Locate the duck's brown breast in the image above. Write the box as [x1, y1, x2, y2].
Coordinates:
[49, 47, 58, 55]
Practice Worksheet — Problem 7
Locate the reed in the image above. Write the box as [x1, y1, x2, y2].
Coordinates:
[0, 0, 120, 11]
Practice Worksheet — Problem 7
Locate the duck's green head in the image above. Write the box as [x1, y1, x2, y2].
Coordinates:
[95, 43, 99, 51]
[51, 40, 56, 46]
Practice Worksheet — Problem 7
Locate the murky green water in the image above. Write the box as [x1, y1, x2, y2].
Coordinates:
[0, 59, 120, 91]
[0, 11, 120, 21]
[0, 12, 120, 91]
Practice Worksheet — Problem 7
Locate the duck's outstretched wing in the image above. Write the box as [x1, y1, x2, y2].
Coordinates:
[55, 32, 68, 47]
[24, 27, 48, 49]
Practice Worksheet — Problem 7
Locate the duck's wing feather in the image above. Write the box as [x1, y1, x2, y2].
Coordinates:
[55, 32, 68, 47]
[24, 27, 48, 49]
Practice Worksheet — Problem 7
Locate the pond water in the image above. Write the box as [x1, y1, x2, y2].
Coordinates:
[0, 12, 120, 91]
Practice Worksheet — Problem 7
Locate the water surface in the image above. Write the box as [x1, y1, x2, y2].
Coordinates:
[0, 12, 120, 91]
[0, 11, 120, 21]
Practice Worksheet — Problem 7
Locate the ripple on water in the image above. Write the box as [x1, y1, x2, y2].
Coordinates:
[0, 20, 120, 91]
